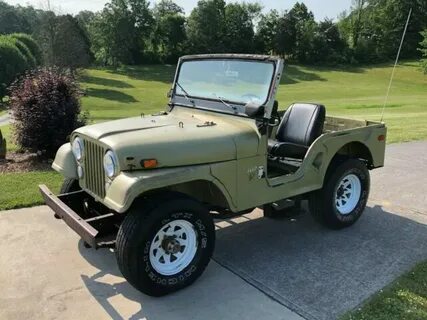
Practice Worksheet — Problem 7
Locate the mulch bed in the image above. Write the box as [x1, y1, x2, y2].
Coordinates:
[0, 152, 52, 173]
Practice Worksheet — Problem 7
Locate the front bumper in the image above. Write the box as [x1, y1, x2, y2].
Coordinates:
[39, 185, 118, 248]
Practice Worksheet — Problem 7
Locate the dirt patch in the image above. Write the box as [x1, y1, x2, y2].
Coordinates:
[0, 152, 52, 173]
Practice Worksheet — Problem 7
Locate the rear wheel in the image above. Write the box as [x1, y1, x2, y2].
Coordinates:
[309, 159, 370, 229]
[116, 194, 215, 296]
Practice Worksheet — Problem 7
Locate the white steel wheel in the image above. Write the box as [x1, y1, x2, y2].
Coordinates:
[334, 174, 362, 215]
[149, 219, 198, 276]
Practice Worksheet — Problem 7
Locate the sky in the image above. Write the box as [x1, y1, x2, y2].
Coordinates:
[4, 0, 353, 20]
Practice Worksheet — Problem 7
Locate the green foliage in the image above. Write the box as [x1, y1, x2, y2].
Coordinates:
[10, 33, 43, 65]
[420, 29, 427, 73]
[152, 0, 186, 63]
[0, 35, 30, 99]
[1, 0, 427, 67]
[5, 35, 37, 68]
[0, 128, 6, 159]
[342, 0, 427, 63]
[186, 0, 226, 53]
[52, 15, 92, 68]
[89, 0, 154, 66]
[255, 10, 280, 54]
[8, 68, 85, 157]
[0, 1, 31, 34]
[342, 261, 427, 320]
[224, 3, 259, 53]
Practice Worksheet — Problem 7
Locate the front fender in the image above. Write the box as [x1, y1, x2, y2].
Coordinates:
[103, 164, 236, 213]
[52, 143, 78, 179]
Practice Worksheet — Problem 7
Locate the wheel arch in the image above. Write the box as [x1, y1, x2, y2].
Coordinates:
[331, 141, 374, 169]
[317, 141, 373, 188]
[138, 180, 232, 212]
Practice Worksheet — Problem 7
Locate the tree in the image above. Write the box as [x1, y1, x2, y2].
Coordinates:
[75, 10, 95, 37]
[223, 3, 259, 53]
[52, 15, 92, 68]
[351, 0, 365, 47]
[0, 1, 31, 34]
[88, 0, 154, 65]
[342, 0, 427, 62]
[420, 29, 427, 73]
[276, 11, 297, 58]
[37, 10, 57, 65]
[154, 0, 183, 16]
[152, 0, 186, 62]
[289, 2, 316, 62]
[187, 0, 226, 53]
[255, 10, 280, 54]
[317, 19, 348, 62]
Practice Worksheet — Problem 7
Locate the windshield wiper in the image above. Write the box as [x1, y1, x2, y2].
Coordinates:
[176, 82, 195, 107]
[212, 93, 237, 113]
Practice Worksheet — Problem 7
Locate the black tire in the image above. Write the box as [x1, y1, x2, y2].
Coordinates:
[309, 159, 370, 229]
[116, 193, 215, 296]
[60, 178, 81, 194]
[59, 178, 85, 217]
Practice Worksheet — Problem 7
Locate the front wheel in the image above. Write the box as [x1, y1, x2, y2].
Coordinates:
[309, 159, 370, 229]
[115, 194, 215, 296]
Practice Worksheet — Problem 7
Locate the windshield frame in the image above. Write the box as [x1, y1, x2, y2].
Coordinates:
[170, 55, 281, 117]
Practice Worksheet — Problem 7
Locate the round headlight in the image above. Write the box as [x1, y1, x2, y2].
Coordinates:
[72, 137, 84, 161]
[103, 150, 118, 178]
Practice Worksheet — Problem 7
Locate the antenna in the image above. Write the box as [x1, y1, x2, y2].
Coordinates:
[381, 8, 412, 122]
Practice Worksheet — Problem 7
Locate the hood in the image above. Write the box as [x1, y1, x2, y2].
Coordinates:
[74, 107, 260, 170]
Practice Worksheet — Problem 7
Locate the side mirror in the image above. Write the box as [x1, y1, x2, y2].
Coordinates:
[245, 102, 265, 118]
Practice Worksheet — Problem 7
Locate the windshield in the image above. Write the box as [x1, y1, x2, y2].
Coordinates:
[175, 59, 275, 106]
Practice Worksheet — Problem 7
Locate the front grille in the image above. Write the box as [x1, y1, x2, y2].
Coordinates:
[82, 139, 106, 198]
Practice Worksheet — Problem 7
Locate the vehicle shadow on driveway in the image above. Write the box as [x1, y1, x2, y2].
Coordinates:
[77, 204, 427, 320]
[78, 238, 298, 320]
[214, 204, 427, 320]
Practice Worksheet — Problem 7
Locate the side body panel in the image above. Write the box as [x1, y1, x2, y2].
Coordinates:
[53, 121, 386, 213]
[103, 164, 238, 213]
[234, 123, 386, 211]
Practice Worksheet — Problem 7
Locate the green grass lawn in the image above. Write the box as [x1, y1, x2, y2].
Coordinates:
[0, 171, 62, 211]
[342, 261, 427, 320]
[80, 61, 427, 144]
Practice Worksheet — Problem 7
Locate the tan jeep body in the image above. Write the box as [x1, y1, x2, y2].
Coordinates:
[51, 55, 386, 214]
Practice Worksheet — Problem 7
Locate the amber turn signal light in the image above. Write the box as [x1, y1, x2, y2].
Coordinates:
[377, 135, 385, 141]
[142, 159, 158, 168]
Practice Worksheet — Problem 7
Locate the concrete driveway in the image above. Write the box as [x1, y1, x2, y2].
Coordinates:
[0, 141, 426, 320]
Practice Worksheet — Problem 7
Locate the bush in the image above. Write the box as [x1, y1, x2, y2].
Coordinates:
[6, 36, 37, 68]
[8, 68, 86, 158]
[10, 33, 43, 65]
[0, 36, 30, 100]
